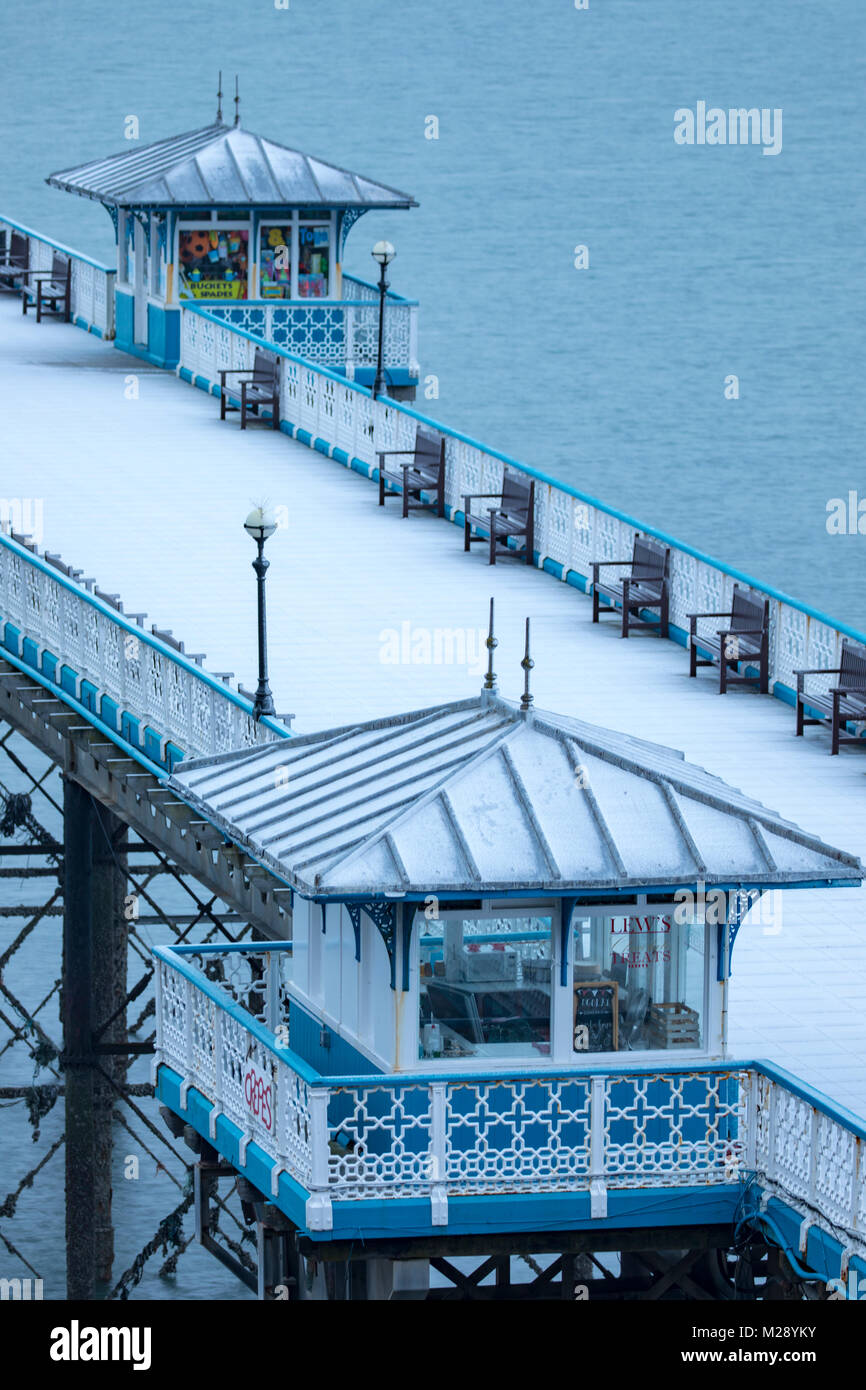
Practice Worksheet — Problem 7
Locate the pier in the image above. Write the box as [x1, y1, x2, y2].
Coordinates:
[2, 190, 866, 1300]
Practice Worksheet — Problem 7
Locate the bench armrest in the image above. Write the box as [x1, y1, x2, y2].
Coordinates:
[377, 450, 420, 462]
[688, 611, 733, 620]
[219, 369, 255, 383]
[463, 493, 502, 505]
[794, 666, 842, 676]
[717, 627, 764, 638]
[833, 687, 866, 700]
[592, 559, 637, 570]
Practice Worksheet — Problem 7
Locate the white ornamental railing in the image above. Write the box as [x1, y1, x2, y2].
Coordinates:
[199, 290, 419, 380]
[178, 306, 866, 703]
[0, 214, 116, 339]
[154, 943, 866, 1256]
[0, 529, 286, 762]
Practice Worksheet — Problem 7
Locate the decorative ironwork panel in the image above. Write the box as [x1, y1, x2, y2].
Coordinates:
[603, 1070, 745, 1186]
[445, 1076, 592, 1193]
[327, 1083, 434, 1199]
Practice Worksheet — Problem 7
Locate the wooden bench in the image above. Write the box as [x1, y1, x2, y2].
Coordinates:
[219, 349, 280, 430]
[592, 535, 671, 638]
[377, 429, 446, 518]
[0, 232, 29, 291]
[795, 638, 866, 754]
[463, 467, 535, 565]
[21, 252, 70, 323]
[688, 584, 770, 693]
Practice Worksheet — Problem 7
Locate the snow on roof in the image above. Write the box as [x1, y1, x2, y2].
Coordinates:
[168, 692, 863, 898]
[46, 123, 417, 210]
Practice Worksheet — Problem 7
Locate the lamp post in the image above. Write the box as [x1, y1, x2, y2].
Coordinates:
[371, 240, 395, 398]
[244, 506, 277, 720]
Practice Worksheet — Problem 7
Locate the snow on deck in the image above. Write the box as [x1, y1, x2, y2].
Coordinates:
[1, 298, 864, 1113]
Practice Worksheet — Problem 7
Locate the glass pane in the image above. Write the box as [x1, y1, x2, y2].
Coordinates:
[419, 915, 552, 1061]
[260, 224, 292, 300]
[298, 223, 329, 298]
[178, 227, 249, 300]
[572, 914, 705, 1054]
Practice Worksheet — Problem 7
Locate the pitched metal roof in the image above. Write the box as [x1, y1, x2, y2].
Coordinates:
[167, 693, 863, 898]
[46, 123, 417, 210]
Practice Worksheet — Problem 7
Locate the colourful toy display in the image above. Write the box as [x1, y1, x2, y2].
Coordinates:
[179, 227, 249, 299]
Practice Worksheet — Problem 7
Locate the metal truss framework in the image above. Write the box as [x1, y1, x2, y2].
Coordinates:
[0, 711, 263, 1299]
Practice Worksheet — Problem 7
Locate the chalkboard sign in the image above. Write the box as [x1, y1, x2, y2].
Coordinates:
[574, 982, 618, 1053]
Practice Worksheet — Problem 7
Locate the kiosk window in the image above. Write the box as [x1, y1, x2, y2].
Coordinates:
[419, 916, 553, 1060]
[178, 226, 249, 300]
[573, 914, 705, 1054]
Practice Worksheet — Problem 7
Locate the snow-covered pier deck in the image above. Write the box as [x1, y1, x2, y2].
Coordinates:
[1, 294, 864, 1117]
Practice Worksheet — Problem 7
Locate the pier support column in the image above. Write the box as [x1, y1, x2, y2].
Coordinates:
[91, 804, 128, 1285]
[62, 776, 96, 1301]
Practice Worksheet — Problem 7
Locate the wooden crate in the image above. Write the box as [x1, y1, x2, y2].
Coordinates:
[647, 1001, 700, 1048]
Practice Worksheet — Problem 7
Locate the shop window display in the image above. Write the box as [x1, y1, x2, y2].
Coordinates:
[259, 225, 292, 299]
[178, 226, 249, 300]
[572, 914, 705, 1054]
[419, 916, 553, 1060]
[298, 223, 330, 297]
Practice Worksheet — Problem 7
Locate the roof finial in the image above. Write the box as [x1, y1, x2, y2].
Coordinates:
[483, 597, 498, 694]
[216, 72, 223, 124]
[234, 75, 240, 127]
[520, 617, 534, 713]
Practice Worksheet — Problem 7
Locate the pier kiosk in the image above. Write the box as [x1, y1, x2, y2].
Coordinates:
[46, 118, 417, 375]
[152, 676, 861, 1298]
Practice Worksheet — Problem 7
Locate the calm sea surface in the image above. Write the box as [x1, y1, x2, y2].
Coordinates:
[1, 0, 864, 1298]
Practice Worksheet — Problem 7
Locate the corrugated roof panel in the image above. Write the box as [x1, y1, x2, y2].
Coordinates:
[447, 750, 545, 883]
[47, 123, 417, 209]
[507, 733, 613, 879]
[672, 792, 765, 877]
[575, 754, 693, 880]
[390, 797, 476, 886]
[167, 693, 862, 896]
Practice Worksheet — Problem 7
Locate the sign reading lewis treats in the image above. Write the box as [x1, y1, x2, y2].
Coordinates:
[574, 982, 618, 1052]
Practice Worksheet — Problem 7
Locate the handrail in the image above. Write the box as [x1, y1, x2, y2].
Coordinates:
[0, 212, 115, 274]
[152, 942, 866, 1145]
[179, 304, 866, 648]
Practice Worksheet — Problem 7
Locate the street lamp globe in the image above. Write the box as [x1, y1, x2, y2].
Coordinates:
[371, 240, 396, 267]
[244, 506, 277, 543]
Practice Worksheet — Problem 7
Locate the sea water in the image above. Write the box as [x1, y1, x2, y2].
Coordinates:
[0, 0, 864, 1299]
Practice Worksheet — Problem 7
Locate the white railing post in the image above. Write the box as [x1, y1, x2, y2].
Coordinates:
[807, 1106, 819, 1207]
[265, 950, 279, 1033]
[765, 1081, 777, 1182]
[305, 1088, 333, 1231]
[589, 1075, 608, 1218]
[744, 1070, 758, 1172]
[180, 976, 194, 1108]
[209, 1008, 223, 1139]
[429, 1082, 448, 1226]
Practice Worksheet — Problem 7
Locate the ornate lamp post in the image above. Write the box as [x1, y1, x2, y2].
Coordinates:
[243, 506, 277, 720]
[371, 240, 395, 398]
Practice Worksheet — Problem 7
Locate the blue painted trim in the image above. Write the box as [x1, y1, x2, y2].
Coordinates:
[153, 945, 322, 1082]
[184, 300, 866, 650]
[156, 1062, 740, 1242]
[0, 638, 165, 775]
[0, 212, 116, 273]
[0, 530, 289, 742]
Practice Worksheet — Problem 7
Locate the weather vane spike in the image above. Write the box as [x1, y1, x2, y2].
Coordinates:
[216, 72, 223, 124]
[520, 617, 534, 712]
[483, 596, 498, 693]
[234, 75, 240, 127]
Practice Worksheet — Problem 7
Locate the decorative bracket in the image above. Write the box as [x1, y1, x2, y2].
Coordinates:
[346, 904, 362, 962]
[559, 896, 576, 986]
[131, 208, 151, 254]
[362, 901, 397, 989]
[339, 207, 370, 258]
[717, 888, 755, 981]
